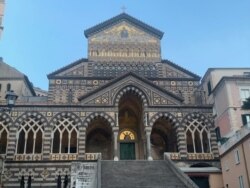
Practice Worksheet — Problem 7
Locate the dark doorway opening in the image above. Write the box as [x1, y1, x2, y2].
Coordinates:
[190, 176, 209, 188]
[120, 143, 135, 160]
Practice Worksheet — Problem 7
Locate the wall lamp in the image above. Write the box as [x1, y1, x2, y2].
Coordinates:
[0, 90, 18, 112]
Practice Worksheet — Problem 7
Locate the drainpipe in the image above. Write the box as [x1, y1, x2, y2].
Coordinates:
[242, 143, 250, 187]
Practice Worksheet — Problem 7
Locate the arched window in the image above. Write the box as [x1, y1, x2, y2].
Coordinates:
[17, 116, 44, 154]
[0, 120, 9, 154]
[185, 117, 211, 153]
[119, 130, 136, 141]
[52, 116, 79, 154]
[7, 83, 11, 91]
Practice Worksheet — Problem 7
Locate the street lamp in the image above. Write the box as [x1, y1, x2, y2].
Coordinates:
[0, 90, 18, 112]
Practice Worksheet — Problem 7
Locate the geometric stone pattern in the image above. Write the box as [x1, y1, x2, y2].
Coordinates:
[48, 60, 205, 105]
[0, 13, 220, 187]
[88, 21, 161, 63]
[3, 161, 71, 188]
[0, 108, 218, 162]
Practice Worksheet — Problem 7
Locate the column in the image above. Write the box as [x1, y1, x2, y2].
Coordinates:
[145, 127, 153, 161]
[113, 127, 119, 161]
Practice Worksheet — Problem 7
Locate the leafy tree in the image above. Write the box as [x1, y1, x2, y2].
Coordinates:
[242, 97, 250, 109]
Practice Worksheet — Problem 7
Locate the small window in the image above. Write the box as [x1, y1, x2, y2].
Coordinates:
[207, 81, 212, 96]
[234, 149, 240, 164]
[239, 175, 244, 188]
[6, 83, 11, 91]
[242, 114, 250, 127]
[215, 127, 221, 141]
[224, 160, 229, 171]
[240, 89, 250, 102]
[119, 130, 136, 141]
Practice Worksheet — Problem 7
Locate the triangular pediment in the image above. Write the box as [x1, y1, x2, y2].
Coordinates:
[84, 13, 164, 39]
[47, 58, 88, 78]
[78, 72, 183, 106]
[162, 60, 200, 79]
[87, 21, 160, 45]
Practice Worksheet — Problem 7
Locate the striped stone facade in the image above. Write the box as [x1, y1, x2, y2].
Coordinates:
[0, 104, 219, 186]
[0, 13, 221, 187]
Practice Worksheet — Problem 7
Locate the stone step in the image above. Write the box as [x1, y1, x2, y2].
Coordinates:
[101, 160, 195, 188]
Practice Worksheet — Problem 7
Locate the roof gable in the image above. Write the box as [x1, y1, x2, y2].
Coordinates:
[162, 59, 201, 80]
[0, 61, 36, 96]
[84, 13, 164, 39]
[0, 61, 24, 78]
[47, 58, 88, 78]
[78, 72, 184, 106]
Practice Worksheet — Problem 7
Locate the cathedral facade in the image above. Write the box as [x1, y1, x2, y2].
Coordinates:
[0, 13, 221, 187]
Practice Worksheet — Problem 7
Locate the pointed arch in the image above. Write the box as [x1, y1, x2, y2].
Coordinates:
[50, 112, 81, 154]
[114, 85, 149, 107]
[182, 112, 212, 153]
[15, 112, 47, 154]
[0, 112, 12, 154]
[149, 112, 179, 128]
[83, 112, 115, 128]
[149, 112, 179, 159]
[84, 113, 114, 160]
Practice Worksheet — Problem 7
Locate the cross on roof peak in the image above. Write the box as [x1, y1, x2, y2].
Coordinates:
[121, 6, 127, 13]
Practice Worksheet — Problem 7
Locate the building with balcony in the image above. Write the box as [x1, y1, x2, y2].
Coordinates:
[0, 13, 223, 188]
[201, 68, 250, 188]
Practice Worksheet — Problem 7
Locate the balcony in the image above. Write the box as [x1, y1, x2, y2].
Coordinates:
[15, 154, 42, 161]
[50, 153, 78, 160]
[219, 124, 250, 155]
[164, 152, 214, 160]
[85, 153, 102, 160]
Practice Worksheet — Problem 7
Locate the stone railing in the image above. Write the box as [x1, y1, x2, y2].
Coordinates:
[85, 153, 102, 161]
[219, 125, 250, 155]
[50, 153, 78, 160]
[15, 154, 42, 161]
[164, 152, 181, 160]
[164, 155, 199, 188]
[187, 153, 214, 160]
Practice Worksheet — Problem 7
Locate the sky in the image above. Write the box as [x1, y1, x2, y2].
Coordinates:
[0, 0, 250, 90]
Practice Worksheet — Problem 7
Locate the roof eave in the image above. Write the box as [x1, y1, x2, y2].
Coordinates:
[84, 13, 164, 39]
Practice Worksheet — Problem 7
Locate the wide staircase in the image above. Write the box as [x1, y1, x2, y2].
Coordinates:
[101, 160, 198, 188]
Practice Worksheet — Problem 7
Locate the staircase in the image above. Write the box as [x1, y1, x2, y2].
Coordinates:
[101, 160, 198, 188]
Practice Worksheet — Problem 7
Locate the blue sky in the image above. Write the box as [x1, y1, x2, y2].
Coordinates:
[0, 0, 249, 90]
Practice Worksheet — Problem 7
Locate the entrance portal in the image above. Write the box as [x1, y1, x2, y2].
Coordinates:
[120, 143, 135, 160]
[118, 92, 145, 159]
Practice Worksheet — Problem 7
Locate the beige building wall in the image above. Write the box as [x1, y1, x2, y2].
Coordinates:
[0, 80, 34, 103]
[0, 59, 36, 104]
[213, 79, 248, 137]
[201, 68, 250, 104]
[221, 137, 250, 188]
[209, 174, 224, 188]
[201, 68, 250, 136]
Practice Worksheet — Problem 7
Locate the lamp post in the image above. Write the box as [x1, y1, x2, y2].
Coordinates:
[0, 90, 17, 187]
[0, 90, 18, 112]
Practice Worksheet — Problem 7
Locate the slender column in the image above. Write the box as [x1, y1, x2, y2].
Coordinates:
[24, 135, 27, 154]
[113, 113, 119, 161]
[33, 135, 36, 154]
[145, 127, 153, 161]
[114, 131, 118, 161]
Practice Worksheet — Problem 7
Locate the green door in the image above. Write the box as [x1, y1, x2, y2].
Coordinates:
[190, 177, 209, 188]
[120, 143, 135, 160]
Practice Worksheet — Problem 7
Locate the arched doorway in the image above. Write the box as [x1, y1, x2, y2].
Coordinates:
[86, 117, 113, 160]
[151, 117, 178, 160]
[119, 129, 137, 160]
[118, 92, 145, 160]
